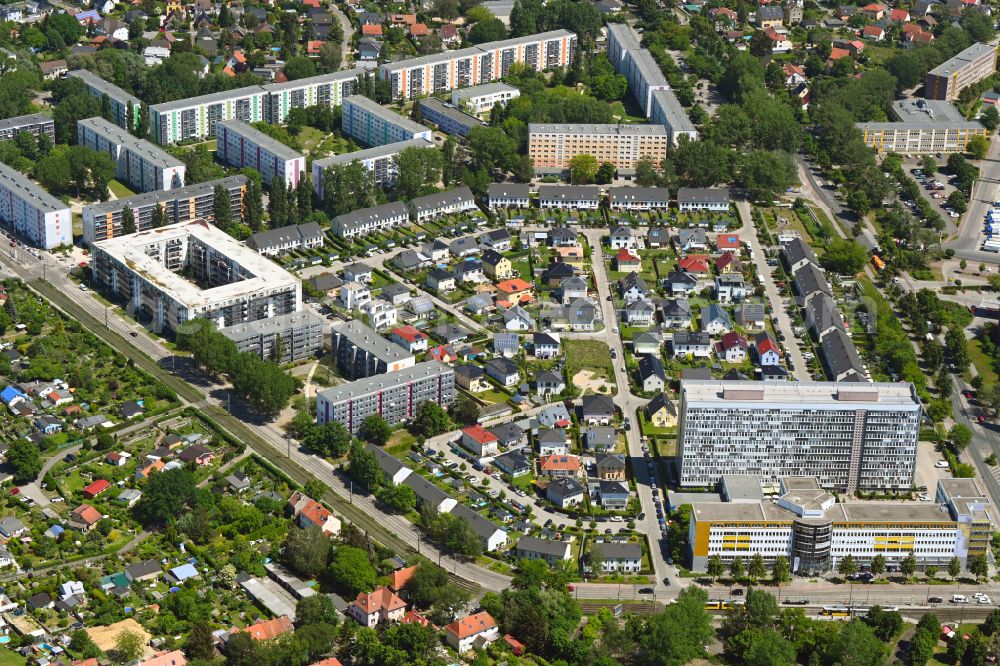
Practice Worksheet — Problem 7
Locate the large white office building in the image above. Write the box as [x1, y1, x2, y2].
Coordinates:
[77, 116, 185, 193]
[857, 98, 987, 155]
[677, 380, 922, 493]
[311, 138, 435, 198]
[91, 220, 301, 333]
[341, 95, 433, 147]
[379, 30, 576, 100]
[82, 176, 246, 246]
[215, 120, 305, 188]
[68, 70, 141, 130]
[0, 162, 71, 249]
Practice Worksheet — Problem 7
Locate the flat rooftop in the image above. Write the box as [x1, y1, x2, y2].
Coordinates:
[312, 137, 435, 169]
[858, 99, 985, 131]
[693, 498, 958, 524]
[0, 113, 51, 132]
[220, 308, 323, 338]
[681, 379, 920, 409]
[261, 67, 366, 94]
[928, 42, 997, 78]
[216, 119, 304, 161]
[151, 84, 264, 114]
[453, 82, 519, 99]
[318, 360, 451, 403]
[68, 69, 140, 105]
[380, 29, 574, 71]
[332, 319, 413, 365]
[419, 97, 484, 128]
[78, 116, 183, 168]
[84, 175, 245, 215]
[344, 95, 431, 136]
[607, 22, 640, 50]
[94, 220, 299, 308]
[529, 122, 669, 136]
[653, 89, 698, 132]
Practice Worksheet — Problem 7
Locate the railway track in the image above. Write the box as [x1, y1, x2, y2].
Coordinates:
[579, 600, 664, 616]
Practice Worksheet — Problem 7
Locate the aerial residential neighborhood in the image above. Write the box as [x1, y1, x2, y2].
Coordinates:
[0, 0, 995, 663]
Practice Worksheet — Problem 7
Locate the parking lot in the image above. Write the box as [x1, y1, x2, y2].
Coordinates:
[904, 160, 964, 230]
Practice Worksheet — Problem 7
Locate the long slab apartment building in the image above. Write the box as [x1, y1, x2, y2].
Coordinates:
[677, 380, 922, 493]
[0, 161, 71, 249]
[341, 95, 433, 147]
[81, 175, 246, 246]
[91, 220, 301, 333]
[528, 123, 669, 172]
[378, 30, 577, 100]
[311, 138, 435, 198]
[77, 116, 185, 193]
[317, 360, 455, 433]
[215, 119, 305, 188]
[68, 70, 141, 130]
[857, 98, 987, 155]
[331, 319, 415, 379]
[219, 309, 326, 363]
[0, 113, 54, 143]
[687, 476, 996, 574]
[924, 41, 997, 101]
[150, 67, 365, 144]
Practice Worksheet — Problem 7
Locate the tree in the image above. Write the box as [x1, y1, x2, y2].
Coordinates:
[7, 439, 41, 483]
[822, 238, 868, 275]
[70, 630, 101, 659]
[870, 553, 886, 578]
[771, 555, 790, 583]
[982, 105, 1000, 131]
[269, 177, 288, 227]
[295, 594, 341, 628]
[378, 482, 416, 513]
[281, 525, 331, 578]
[211, 184, 233, 229]
[900, 552, 917, 577]
[737, 150, 797, 202]
[640, 586, 713, 666]
[283, 56, 317, 81]
[821, 619, 887, 666]
[304, 421, 352, 458]
[393, 146, 442, 200]
[450, 394, 479, 426]
[184, 623, 216, 661]
[920, 155, 937, 175]
[863, 605, 904, 642]
[706, 554, 724, 581]
[468, 17, 507, 44]
[747, 553, 766, 582]
[634, 157, 659, 187]
[947, 189, 968, 213]
[114, 630, 144, 663]
[466, 125, 518, 174]
[150, 203, 166, 228]
[595, 161, 616, 184]
[360, 414, 391, 445]
[347, 440, 382, 490]
[837, 553, 858, 577]
[329, 545, 377, 597]
[412, 401, 451, 437]
[568, 154, 599, 184]
[949, 556, 962, 580]
[946, 327, 970, 370]
[304, 479, 326, 500]
[968, 134, 990, 160]
[120, 206, 136, 235]
[244, 175, 264, 232]
[969, 554, 989, 580]
[730, 556, 745, 580]
[584, 544, 604, 574]
[983, 608, 1000, 635]
[949, 423, 973, 450]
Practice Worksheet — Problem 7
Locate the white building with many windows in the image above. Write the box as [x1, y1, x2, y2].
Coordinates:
[77, 116, 185, 193]
[452, 82, 521, 114]
[215, 119, 305, 188]
[68, 70, 141, 130]
[677, 380, 922, 493]
[332, 201, 410, 239]
[409, 186, 477, 221]
[151, 87, 267, 144]
[311, 138, 436, 198]
[342, 95, 433, 147]
[0, 162, 71, 249]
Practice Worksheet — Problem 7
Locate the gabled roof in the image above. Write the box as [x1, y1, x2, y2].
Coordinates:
[353, 586, 405, 614]
[638, 355, 665, 381]
[446, 611, 497, 639]
[540, 454, 580, 471]
[581, 394, 615, 415]
[463, 425, 498, 445]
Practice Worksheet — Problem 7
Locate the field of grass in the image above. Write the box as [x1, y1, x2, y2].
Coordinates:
[108, 179, 135, 199]
[0, 649, 26, 666]
[566, 339, 614, 378]
[970, 337, 998, 384]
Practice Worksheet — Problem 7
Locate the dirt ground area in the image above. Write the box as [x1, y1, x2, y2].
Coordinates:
[86, 618, 152, 657]
[573, 369, 614, 395]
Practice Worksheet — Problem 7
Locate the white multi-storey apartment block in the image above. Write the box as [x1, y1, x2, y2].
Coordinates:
[215, 120, 305, 188]
[260, 68, 365, 124]
[77, 116, 185, 193]
[528, 123, 669, 171]
[332, 201, 410, 239]
[91, 220, 301, 333]
[151, 87, 267, 144]
[81, 176, 246, 246]
[341, 95, 433, 147]
[678, 380, 922, 493]
[452, 82, 521, 114]
[689, 477, 995, 574]
[379, 30, 576, 100]
[68, 70, 141, 130]
[311, 138, 435, 198]
[0, 113, 54, 143]
[0, 162, 71, 249]
[651, 89, 699, 145]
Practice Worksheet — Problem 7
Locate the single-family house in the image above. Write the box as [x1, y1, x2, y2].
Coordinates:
[595, 453, 627, 481]
[580, 395, 615, 425]
[716, 332, 749, 363]
[632, 331, 663, 356]
[618, 273, 649, 302]
[661, 298, 692, 328]
[753, 331, 782, 366]
[537, 428, 570, 456]
[445, 611, 499, 653]
[535, 371, 566, 397]
[533, 332, 561, 359]
[461, 425, 500, 457]
[645, 393, 676, 427]
[589, 479, 630, 510]
[737, 302, 766, 329]
[68, 504, 102, 532]
[638, 355, 666, 391]
[702, 304, 733, 335]
[596, 542, 643, 573]
[482, 249, 514, 280]
[609, 227, 637, 250]
[503, 305, 535, 331]
[614, 248, 642, 272]
[494, 450, 531, 478]
[671, 331, 712, 358]
[663, 271, 699, 296]
[715, 274, 747, 304]
[349, 586, 406, 627]
[583, 426, 617, 453]
[622, 298, 657, 327]
[485, 357, 520, 387]
[545, 476, 585, 507]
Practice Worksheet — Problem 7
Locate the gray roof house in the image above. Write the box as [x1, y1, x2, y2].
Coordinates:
[404, 473, 457, 513]
[494, 450, 531, 477]
[781, 237, 818, 272]
[536, 403, 571, 427]
[618, 273, 649, 301]
[546, 477, 585, 508]
[580, 394, 615, 425]
[663, 271, 698, 295]
[449, 503, 507, 552]
[431, 323, 472, 344]
[535, 370, 566, 396]
[806, 293, 846, 339]
[661, 298, 692, 328]
[622, 297, 657, 326]
[503, 305, 535, 331]
[595, 542, 643, 573]
[677, 228, 708, 252]
[583, 426, 617, 452]
[638, 355, 666, 392]
[793, 263, 832, 305]
[485, 357, 521, 386]
[632, 330, 662, 356]
[702, 303, 733, 335]
[736, 302, 766, 329]
[490, 422, 527, 449]
[820, 328, 866, 382]
[514, 535, 572, 565]
[493, 332, 520, 357]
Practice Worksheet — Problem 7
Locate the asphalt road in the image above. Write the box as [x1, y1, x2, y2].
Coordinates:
[945, 136, 1000, 264]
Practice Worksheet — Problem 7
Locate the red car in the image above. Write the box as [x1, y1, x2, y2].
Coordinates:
[7, 487, 19, 496]
[566, 585, 575, 592]
[963, 390, 974, 399]
[978, 415, 987, 424]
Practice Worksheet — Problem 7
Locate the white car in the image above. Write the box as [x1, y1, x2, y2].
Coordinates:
[980, 596, 993, 605]
[917, 493, 930, 501]
[935, 461, 949, 468]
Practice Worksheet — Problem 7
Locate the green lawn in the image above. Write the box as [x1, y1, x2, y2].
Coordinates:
[969, 337, 998, 384]
[0, 648, 26, 666]
[108, 179, 135, 199]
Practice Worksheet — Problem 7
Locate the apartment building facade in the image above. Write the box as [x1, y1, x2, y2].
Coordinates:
[342, 95, 433, 147]
[151, 87, 267, 144]
[925, 42, 997, 101]
[0, 162, 72, 249]
[528, 123, 669, 171]
[260, 68, 365, 124]
[311, 138, 436, 198]
[379, 30, 576, 100]
[81, 176, 246, 246]
[451, 82, 521, 114]
[417, 97, 485, 137]
[332, 201, 410, 239]
[0, 113, 54, 143]
[858, 98, 987, 154]
[677, 380, 922, 492]
[316, 361, 456, 433]
[68, 70, 141, 130]
[77, 116, 185, 193]
[219, 309, 325, 362]
[330, 319, 415, 379]
[215, 119, 305, 188]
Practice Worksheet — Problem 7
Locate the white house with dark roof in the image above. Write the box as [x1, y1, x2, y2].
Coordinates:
[538, 185, 601, 209]
[609, 226, 637, 249]
[514, 535, 572, 564]
[409, 186, 477, 221]
[677, 187, 730, 212]
[487, 183, 532, 209]
[608, 186, 671, 210]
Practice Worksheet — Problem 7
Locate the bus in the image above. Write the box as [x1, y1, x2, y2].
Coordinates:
[871, 255, 885, 270]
